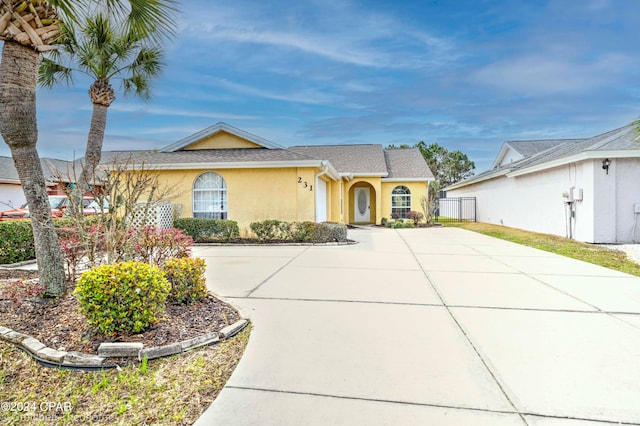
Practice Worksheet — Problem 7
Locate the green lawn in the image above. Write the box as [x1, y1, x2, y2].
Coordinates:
[446, 222, 640, 277]
[0, 327, 250, 426]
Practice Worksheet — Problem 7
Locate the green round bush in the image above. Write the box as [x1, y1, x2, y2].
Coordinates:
[163, 257, 208, 305]
[74, 262, 170, 335]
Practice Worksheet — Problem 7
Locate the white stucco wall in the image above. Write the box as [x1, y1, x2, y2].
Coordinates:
[448, 158, 640, 243]
[574, 157, 640, 243]
[0, 183, 26, 210]
[448, 165, 577, 238]
[612, 158, 640, 243]
[591, 159, 615, 243]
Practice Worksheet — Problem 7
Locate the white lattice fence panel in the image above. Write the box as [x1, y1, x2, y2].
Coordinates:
[132, 203, 178, 229]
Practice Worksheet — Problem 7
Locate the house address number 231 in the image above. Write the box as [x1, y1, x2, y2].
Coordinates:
[297, 177, 313, 191]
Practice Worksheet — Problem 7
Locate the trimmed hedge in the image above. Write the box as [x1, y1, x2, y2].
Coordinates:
[173, 218, 239, 242]
[250, 220, 290, 241]
[0, 218, 103, 265]
[387, 219, 415, 229]
[0, 221, 36, 264]
[1, 217, 345, 265]
[75, 262, 170, 335]
[249, 220, 348, 243]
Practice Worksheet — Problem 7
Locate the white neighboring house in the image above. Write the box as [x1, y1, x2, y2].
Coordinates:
[0, 156, 30, 210]
[0, 156, 80, 210]
[445, 124, 640, 243]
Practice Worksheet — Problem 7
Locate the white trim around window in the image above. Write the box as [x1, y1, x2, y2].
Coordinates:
[193, 172, 228, 219]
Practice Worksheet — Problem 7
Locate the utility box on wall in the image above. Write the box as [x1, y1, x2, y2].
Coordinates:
[569, 188, 583, 201]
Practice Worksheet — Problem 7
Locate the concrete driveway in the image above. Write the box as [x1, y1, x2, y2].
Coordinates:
[194, 227, 640, 425]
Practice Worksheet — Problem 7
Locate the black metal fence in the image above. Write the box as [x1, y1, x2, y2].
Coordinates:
[433, 197, 476, 223]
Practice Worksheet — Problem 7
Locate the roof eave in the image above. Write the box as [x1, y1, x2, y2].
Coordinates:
[346, 172, 388, 178]
[0, 179, 21, 185]
[382, 177, 433, 182]
[101, 159, 338, 174]
[444, 169, 510, 190]
[506, 150, 640, 177]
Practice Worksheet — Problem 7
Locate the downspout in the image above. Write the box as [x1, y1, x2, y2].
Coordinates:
[340, 180, 344, 222]
[314, 161, 330, 222]
[315, 161, 329, 182]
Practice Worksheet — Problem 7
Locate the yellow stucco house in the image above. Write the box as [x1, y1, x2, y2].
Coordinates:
[102, 123, 434, 232]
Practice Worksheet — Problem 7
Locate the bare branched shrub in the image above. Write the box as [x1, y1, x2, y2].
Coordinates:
[53, 155, 182, 273]
[96, 155, 182, 264]
[421, 181, 441, 225]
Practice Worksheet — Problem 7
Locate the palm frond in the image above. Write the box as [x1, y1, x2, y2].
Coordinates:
[121, 74, 151, 100]
[42, 21, 81, 67]
[52, 1, 178, 40]
[128, 46, 164, 77]
[100, 0, 178, 42]
[48, 0, 85, 22]
[40, 1, 172, 101]
[38, 57, 74, 88]
[84, 13, 116, 50]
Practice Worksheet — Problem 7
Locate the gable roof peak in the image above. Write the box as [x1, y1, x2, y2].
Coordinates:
[159, 122, 285, 152]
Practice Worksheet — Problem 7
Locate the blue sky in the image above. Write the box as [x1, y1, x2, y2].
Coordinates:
[1, 0, 639, 171]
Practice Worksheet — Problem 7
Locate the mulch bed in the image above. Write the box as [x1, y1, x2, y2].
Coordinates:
[0, 269, 240, 355]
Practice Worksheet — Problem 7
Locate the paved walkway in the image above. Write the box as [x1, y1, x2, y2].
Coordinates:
[194, 227, 640, 425]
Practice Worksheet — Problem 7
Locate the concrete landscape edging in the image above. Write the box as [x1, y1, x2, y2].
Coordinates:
[0, 319, 248, 370]
[0, 259, 38, 269]
[193, 240, 356, 247]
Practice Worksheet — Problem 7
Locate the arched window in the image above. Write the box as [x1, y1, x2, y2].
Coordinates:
[391, 186, 411, 219]
[193, 172, 227, 219]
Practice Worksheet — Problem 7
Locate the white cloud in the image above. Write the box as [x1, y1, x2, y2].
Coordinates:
[207, 77, 341, 105]
[207, 29, 386, 68]
[137, 125, 219, 136]
[180, 1, 455, 70]
[473, 53, 635, 96]
[108, 104, 259, 121]
[234, 27, 452, 69]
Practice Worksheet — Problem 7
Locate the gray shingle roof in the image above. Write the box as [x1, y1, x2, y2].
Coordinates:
[506, 139, 577, 158]
[104, 144, 433, 180]
[588, 124, 639, 150]
[0, 156, 78, 184]
[289, 144, 388, 175]
[101, 148, 314, 165]
[511, 124, 639, 171]
[0, 156, 18, 183]
[100, 120, 433, 180]
[447, 123, 640, 189]
[383, 148, 434, 179]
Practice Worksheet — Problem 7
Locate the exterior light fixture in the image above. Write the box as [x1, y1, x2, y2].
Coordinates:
[602, 158, 611, 175]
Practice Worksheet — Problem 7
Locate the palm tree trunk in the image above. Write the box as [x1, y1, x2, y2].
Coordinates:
[71, 102, 107, 221]
[0, 42, 66, 297]
[81, 102, 108, 188]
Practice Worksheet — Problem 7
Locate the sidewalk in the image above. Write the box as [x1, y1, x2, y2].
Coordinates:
[194, 227, 640, 425]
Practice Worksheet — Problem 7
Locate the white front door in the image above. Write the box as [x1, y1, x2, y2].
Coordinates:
[354, 187, 370, 222]
[315, 178, 327, 222]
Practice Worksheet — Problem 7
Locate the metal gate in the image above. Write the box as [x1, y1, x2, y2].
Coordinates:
[434, 197, 476, 223]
